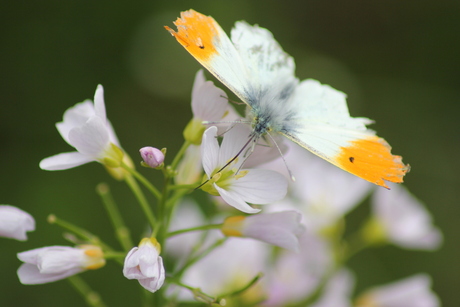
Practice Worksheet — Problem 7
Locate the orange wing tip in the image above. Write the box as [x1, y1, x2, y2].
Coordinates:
[165, 9, 219, 61]
[336, 136, 410, 189]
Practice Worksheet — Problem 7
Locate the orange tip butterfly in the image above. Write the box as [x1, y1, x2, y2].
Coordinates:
[165, 10, 410, 188]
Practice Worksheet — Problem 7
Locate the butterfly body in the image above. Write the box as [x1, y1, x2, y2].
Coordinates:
[166, 10, 410, 188]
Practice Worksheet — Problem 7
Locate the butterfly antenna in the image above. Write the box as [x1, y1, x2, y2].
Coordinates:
[220, 94, 246, 105]
[266, 132, 295, 181]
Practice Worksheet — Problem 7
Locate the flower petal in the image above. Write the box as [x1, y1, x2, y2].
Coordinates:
[191, 70, 230, 122]
[228, 169, 288, 204]
[39, 152, 94, 170]
[201, 127, 220, 177]
[93, 84, 106, 121]
[0, 205, 35, 241]
[137, 256, 165, 293]
[17, 263, 82, 285]
[373, 183, 442, 250]
[56, 100, 96, 144]
[68, 116, 110, 158]
[215, 184, 261, 213]
[219, 124, 253, 168]
[243, 211, 304, 251]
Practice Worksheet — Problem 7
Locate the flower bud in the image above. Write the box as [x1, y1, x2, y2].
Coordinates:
[17, 245, 105, 285]
[123, 238, 165, 293]
[0, 205, 35, 241]
[140, 147, 165, 168]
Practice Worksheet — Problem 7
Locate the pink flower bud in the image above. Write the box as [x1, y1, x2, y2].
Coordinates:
[139, 147, 164, 168]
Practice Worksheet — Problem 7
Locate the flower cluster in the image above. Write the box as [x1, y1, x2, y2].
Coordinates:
[2, 41, 443, 307]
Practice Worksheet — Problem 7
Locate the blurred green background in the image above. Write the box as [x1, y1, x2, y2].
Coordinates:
[1, 0, 459, 306]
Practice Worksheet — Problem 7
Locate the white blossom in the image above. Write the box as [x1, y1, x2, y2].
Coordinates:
[221, 211, 305, 251]
[0, 205, 35, 241]
[264, 232, 334, 306]
[39, 85, 131, 179]
[123, 238, 165, 293]
[370, 183, 442, 250]
[355, 274, 440, 307]
[200, 126, 288, 213]
[310, 269, 354, 307]
[17, 245, 105, 284]
[184, 70, 240, 144]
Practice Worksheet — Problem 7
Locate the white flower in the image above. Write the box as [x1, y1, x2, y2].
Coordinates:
[310, 269, 355, 307]
[355, 274, 440, 307]
[184, 70, 240, 144]
[180, 236, 269, 301]
[17, 245, 105, 284]
[264, 232, 334, 306]
[367, 183, 442, 250]
[0, 205, 35, 241]
[221, 211, 305, 251]
[123, 238, 165, 293]
[200, 126, 288, 213]
[40, 85, 131, 179]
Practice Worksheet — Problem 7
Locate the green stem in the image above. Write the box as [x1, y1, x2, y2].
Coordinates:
[48, 215, 112, 251]
[48, 214, 124, 265]
[168, 183, 197, 191]
[103, 251, 128, 260]
[219, 273, 263, 298]
[168, 278, 218, 305]
[121, 162, 162, 200]
[96, 183, 133, 251]
[124, 174, 157, 232]
[67, 275, 106, 307]
[167, 223, 222, 238]
[342, 231, 369, 262]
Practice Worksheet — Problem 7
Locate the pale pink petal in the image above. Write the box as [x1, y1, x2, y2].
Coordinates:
[68, 116, 110, 158]
[38, 248, 84, 273]
[39, 152, 94, 170]
[191, 69, 206, 101]
[228, 169, 287, 204]
[191, 70, 229, 121]
[218, 124, 253, 168]
[244, 132, 287, 168]
[0, 205, 35, 241]
[373, 183, 442, 250]
[243, 211, 304, 251]
[358, 274, 440, 307]
[56, 100, 95, 144]
[17, 247, 51, 264]
[17, 263, 83, 285]
[123, 247, 143, 279]
[93, 84, 106, 121]
[137, 257, 165, 292]
[215, 184, 260, 213]
[265, 232, 333, 306]
[311, 269, 354, 307]
[201, 127, 220, 177]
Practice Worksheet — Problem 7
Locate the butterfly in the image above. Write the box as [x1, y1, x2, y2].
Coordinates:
[165, 9, 410, 188]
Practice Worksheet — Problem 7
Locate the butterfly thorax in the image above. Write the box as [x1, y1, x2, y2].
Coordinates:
[247, 90, 301, 138]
